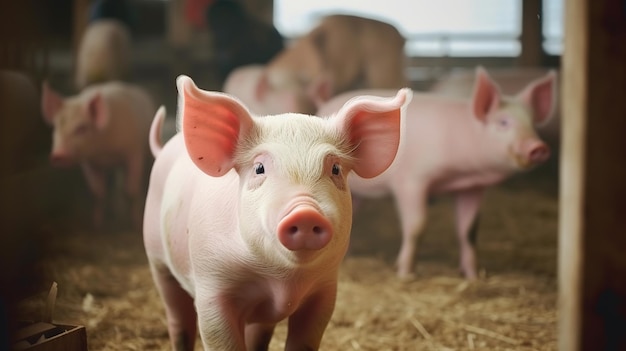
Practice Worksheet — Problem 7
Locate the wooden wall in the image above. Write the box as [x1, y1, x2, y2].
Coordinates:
[558, 0, 626, 350]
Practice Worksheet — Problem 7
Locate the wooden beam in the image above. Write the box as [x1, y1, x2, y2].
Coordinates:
[73, 0, 90, 55]
[518, 0, 543, 66]
[559, 0, 626, 350]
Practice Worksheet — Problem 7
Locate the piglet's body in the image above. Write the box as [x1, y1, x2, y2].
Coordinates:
[42, 81, 155, 230]
[143, 76, 410, 350]
[316, 68, 556, 280]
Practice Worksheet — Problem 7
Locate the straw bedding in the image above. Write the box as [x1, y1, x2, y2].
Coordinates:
[16, 168, 558, 351]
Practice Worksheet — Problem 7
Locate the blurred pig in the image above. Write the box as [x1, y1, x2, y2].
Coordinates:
[41, 81, 155, 231]
[206, 0, 284, 83]
[223, 64, 331, 115]
[430, 67, 561, 146]
[317, 67, 556, 280]
[75, 19, 132, 90]
[143, 75, 411, 350]
[265, 14, 408, 103]
[0, 70, 49, 175]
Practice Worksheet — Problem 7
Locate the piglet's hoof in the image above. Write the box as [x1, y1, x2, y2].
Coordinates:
[396, 270, 417, 282]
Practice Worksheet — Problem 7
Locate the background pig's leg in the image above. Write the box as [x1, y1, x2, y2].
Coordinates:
[124, 152, 145, 231]
[150, 264, 197, 351]
[455, 188, 484, 280]
[393, 185, 429, 280]
[285, 287, 337, 350]
[245, 323, 276, 351]
[81, 163, 106, 229]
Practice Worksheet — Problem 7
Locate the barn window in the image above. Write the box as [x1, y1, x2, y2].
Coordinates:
[273, 0, 563, 57]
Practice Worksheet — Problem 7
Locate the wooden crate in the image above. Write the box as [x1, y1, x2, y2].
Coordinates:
[12, 321, 87, 351]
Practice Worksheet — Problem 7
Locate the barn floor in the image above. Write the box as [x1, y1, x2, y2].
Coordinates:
[14, 153, 559, 351]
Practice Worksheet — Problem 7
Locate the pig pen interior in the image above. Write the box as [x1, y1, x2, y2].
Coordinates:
[12, 89, 559, 350]
[7, 3, 561, 350]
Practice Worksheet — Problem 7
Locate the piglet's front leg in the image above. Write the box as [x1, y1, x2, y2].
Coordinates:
[285, 285, 338, 351]
[197, 294, 247, 351]
[455, 188, 484, 280]
[81, 163, 106, 229]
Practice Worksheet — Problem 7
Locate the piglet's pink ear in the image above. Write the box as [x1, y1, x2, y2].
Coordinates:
[177, 75, 254, 177]
[41, 81, 64, 125]
[336, 88, 412, 179]
[471, 67, 501, 122]
[87, 92, 109, 130]
[516, 71, 557, 125]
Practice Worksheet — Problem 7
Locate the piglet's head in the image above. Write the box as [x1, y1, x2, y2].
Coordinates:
[41, 82, 110, 167]
[177, 74, 411, 264]
[470, 67, 555, 170]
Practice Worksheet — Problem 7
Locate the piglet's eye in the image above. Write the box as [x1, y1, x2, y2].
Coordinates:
[332, 163, 341, 176]
[498, 118, 510, 127]
[254, 162, 265, 175]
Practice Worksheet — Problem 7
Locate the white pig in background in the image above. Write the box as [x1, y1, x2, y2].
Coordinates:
[316, 67, 556, 280]
[266, 14, 408, 94]
[42, 81, 155, 231]
[143, 75, 411, 350]
[430, 67, 561, 145]
[223, 64, 331, 116]
[75, 19, 131, 90]
[237, 14, 407, 115]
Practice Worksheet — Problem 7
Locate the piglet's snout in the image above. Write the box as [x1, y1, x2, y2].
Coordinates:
[525, 140, 550, 165]
[277, 205, 333, 251]
[50, 151, 75, 168]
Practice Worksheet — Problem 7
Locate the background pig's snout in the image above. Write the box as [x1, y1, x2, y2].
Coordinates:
[277, 206, 333, 251]
[527, 141, 550, 165]
[50, 151, 75, 167]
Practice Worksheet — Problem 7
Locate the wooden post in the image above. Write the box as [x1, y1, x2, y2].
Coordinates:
[167, 0, 192, 49]
[73, 0, 90, 55]
[558, 0, 626, 350]
[518, 0, 543, 66]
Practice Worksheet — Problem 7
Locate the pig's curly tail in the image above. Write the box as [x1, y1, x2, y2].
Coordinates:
[149, 105, 166, 157]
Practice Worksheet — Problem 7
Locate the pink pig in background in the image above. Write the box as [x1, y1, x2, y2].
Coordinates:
[223, 64, 330, 116]
[143, 75, 411, 350]
[42, 81, 155, 231]
[316, 67, 556, 280]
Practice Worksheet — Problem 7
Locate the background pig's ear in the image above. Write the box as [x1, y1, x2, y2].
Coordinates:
[337, 88, 412, 179]
[471, 67, 501, 122]
[87, 92, 109, 130]
[255, 72, 269, 100]
[516, 71, 557, 124]
[308, 74, 333, 109]
[41, 81, 64, 125]
[177, 75, 254, 177]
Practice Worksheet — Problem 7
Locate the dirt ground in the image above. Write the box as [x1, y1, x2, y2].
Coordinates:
[12, 152, 559, 350]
